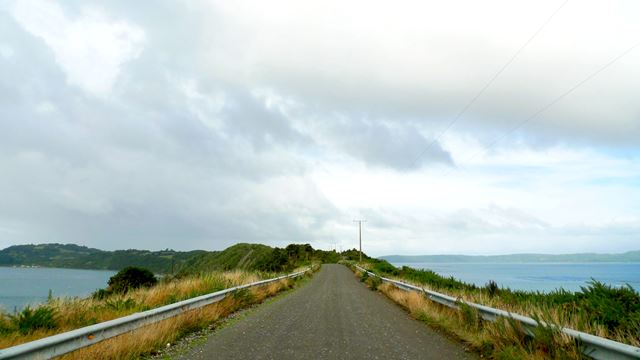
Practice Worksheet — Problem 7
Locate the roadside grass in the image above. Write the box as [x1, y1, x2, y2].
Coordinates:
[352, 263, 639, 359]
[61, 279, 294, 360]
[148, 271, 316, 360]
[0, 267, 313, 359]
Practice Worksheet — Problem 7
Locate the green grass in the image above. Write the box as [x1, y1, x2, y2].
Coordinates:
[356, 259, 640, 351]
[178, 243, 337, 275]
[11, 306, 57, 335]
[372, 259, 640, 335]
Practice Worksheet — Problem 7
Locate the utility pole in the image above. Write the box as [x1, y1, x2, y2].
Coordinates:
[353, 219, 366, 262]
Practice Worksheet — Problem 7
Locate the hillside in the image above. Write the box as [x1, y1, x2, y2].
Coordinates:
[381, 250, 640, 264]
[0, 243, 205, 274]
[177, 243, 342, 274]
[178, 243, 276, 273]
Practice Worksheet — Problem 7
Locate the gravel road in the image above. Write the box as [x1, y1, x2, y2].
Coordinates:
[179, 264, 476, 359]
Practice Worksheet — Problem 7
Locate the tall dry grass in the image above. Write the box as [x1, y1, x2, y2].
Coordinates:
[357, 262, 640, 346]
[0, 269, 304, 359]
[60, 279, 293, 360]
[357, 271, 586, 359]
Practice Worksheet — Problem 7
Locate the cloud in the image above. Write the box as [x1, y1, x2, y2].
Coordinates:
[0, 4, 340, 250]
[0, 0, 638, 255]
[11, 0, 144, 96]
[308, 116, 452, 170]
[202, 0, 640, 149]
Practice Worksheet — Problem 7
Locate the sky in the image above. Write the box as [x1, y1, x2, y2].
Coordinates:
[0, 0, 639, 256]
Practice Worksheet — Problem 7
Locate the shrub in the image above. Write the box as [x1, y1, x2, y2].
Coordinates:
[372, 260, 399, 275]
[104, 298, 137, 311]
[12, 306, 57, 334]
[528, 313, 566, 358]
[485, 280, 499, 297]
[367, 276, 382, 291]
[397, 265, 477, 291]
[232, 288, 255, 307]
[108, 266, 157, 293]
[577, 280, 640, 332]
[0, 312, 14, 334]
[458, 302, 481, 330]
[92, 288, 112, 300]
[360, 272, 369, 283]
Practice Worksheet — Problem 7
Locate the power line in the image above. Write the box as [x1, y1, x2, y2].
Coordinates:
[444, 41, 640, 176]
[411, 0, 569, 167]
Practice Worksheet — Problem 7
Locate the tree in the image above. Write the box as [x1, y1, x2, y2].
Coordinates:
[108, 266, 157, 293]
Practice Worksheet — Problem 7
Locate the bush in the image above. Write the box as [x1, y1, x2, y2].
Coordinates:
[372, 260, 399, 275]
[12, 306, 56, 334]
[367, 276, 382, 291]
[92, 288, 112, 300]
[0, 312, 14, 334]
[529, 313, 563, 358]
[108, 266, 157, 293]
[104, 298, 137, 311]
[458, 302, 481, 330]
[232, 288, 256, 307]
[360, 271, 369, 283]
[486, 280, 499, 297]
[396, 265, 477, 291]
[577, 280, 640, 332]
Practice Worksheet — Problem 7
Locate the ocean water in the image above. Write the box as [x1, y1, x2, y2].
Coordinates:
[0, 267, 115, 312]
[390, 262, 640, 293]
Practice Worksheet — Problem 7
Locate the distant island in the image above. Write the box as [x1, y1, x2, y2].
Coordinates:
[381, 250, 640, 264]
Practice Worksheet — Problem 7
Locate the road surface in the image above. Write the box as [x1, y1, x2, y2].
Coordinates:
[180, 264, 475, 359]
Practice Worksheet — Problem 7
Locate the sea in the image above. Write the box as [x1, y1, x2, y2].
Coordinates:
[2, 263, 639, 311]
[389, 262, 640, 293]
[0, 267, 115, 312]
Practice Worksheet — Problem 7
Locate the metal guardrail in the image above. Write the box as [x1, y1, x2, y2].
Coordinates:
[0, 268, 312, 360]
[355, 265, 640, 360]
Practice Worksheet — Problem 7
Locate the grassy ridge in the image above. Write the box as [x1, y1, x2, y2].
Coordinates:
[355, 258, 640, 359]
[178, 243, 341, 274]
[178, 243, 278, 273]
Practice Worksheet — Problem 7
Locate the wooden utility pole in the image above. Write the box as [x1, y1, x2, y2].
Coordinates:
[353, 219, 366, 262]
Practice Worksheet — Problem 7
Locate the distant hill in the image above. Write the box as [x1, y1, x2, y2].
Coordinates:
[381, 251, 640, 264]
[0, 242, 343, 274]
[0, 243, 205, 274]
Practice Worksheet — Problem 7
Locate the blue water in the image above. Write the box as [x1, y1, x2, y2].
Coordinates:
[0, 267, 115, 312]
[390, 262, 640, 293]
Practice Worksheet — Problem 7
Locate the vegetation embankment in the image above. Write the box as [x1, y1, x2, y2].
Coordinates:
[352, 257, 640, 359]
[0, 242, 334, 359]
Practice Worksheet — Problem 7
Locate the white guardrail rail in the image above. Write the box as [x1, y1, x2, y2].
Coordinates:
[0, 267, 311, 360]
[355, 265, 640, 360]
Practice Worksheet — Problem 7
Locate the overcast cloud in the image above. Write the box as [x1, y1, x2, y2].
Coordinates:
[0, 0, 638, 255]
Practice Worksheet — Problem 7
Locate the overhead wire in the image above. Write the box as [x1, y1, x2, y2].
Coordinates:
[442, 41, 640, 177]
[411, 0, 570, 167]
